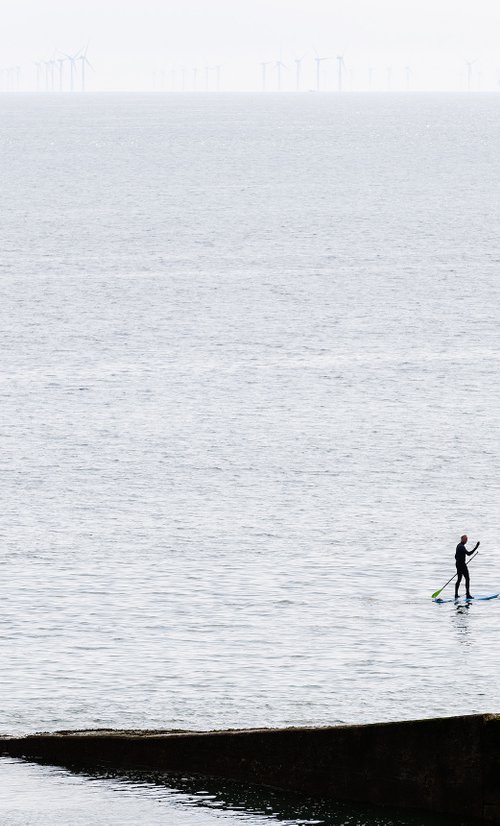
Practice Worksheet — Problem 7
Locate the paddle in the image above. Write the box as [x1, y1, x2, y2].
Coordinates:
[431, 546, 480, 600]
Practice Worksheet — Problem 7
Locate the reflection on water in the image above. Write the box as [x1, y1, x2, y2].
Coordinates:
[0, 757, 474, 826]
[452, 602, 472, 645]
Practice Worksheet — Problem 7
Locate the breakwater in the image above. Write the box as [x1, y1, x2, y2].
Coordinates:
[2, 714, 500, 822]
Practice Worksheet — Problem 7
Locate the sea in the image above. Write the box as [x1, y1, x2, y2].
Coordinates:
[0, 92, 498, 824]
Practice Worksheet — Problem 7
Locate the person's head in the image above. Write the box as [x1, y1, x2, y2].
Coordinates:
[461, 534, 468, 544]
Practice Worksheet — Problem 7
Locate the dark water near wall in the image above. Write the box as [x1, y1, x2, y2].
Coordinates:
[0, 92, 498, 821]
[0, 758, 472, 825]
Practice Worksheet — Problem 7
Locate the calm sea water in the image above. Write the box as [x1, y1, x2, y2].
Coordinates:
[0, 92, 498, 823]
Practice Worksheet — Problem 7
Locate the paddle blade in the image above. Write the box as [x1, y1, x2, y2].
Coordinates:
[431, 588, 443, 599]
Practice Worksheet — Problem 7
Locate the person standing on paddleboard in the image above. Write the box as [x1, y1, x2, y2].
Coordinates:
[455, 535, 480, 600]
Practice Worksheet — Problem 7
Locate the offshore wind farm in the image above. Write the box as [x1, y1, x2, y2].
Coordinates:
[4, 45, 93, 93]
[0, 47, 496, 93]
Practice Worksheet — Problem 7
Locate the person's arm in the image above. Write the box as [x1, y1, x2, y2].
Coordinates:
[467, 541, 480, 556]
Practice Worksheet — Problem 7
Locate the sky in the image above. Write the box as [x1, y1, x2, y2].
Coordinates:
[1, 0, 500, 91]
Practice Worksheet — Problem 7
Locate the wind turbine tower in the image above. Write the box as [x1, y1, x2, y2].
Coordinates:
[35, 61, 43, 92]
[44, 60, 51, 92]
[214, 65, 222, 91]
[57, 56, 66, 92]
[314, 54, 330, 91]
[465, 59, 477, 91]
[261, 61, 271, 91]
[64, 52, 80, 92]
[294, 56, 305, 91]
[48, 56, 56, 91]
[275, 58, 286, 91]
[78, 46, 93, 92]
[336, 55, 346, 92]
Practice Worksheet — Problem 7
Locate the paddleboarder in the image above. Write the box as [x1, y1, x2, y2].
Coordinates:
[455, 535, 480, 600]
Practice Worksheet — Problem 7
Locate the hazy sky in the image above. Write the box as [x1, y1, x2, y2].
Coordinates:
[1, 0, 500, 91]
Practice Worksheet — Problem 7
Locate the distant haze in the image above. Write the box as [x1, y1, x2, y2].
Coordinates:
[1, 0, 500, 91]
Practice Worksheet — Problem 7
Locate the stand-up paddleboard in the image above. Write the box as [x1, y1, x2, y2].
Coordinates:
[433, 592, 500, 604]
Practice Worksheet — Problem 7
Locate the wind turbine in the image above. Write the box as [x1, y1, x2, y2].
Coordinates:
[43, 60, 51, 92]
[5, 67, 12, 92]
[193, 67, 199, 91]
[214, 64, 222, 91]
[260, 61, 271, 91]
[205, 65, 210, 91]
[180, 66, 187, 91]
[314, 53, 330, 91]
[464, 58, 478, 91]
[336, 55, 346, 92]
[57, 56, 66, 92]
[294, 55, 305, 92]
[64, 51, 80, 92]
[78, 45, 93, 92]
[35, 61, 43, 92]
[275, 58, 286, 91]
[405, 65, 412, 91]
[47, 53, 57, 91]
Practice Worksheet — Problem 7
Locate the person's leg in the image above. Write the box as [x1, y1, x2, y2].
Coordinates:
[464, 567, 471, 598]
[455, 569, 462, 599]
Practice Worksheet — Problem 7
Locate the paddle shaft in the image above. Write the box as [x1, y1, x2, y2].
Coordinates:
[432, 550, 479, 599]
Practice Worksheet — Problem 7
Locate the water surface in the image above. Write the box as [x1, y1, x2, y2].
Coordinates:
[0, 92, 498, 820]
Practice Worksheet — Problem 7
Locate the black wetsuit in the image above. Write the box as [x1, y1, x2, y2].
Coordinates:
[455, 542, 473, 597]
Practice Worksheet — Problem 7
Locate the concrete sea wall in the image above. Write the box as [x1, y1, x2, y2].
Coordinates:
[2, 714, 500, 822]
